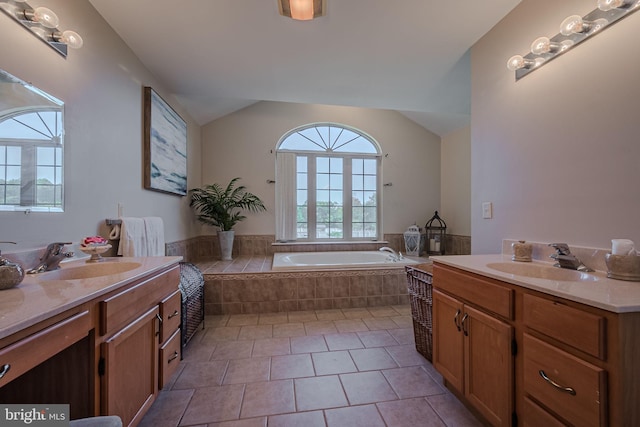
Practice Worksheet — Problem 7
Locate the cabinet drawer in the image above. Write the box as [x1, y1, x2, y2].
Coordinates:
[0, 311, 90, 387]
[159, 329, 181, 389]
[433, 264, 513, 319]
[160, 290, 181, 342]
[523, 294, 606, 359]
[100, 266, 179, 335]
[523, 333, 606, 427]
[522, 397, 567, 427]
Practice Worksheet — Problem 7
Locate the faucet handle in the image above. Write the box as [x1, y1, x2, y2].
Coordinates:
[548, 243, 571, 255]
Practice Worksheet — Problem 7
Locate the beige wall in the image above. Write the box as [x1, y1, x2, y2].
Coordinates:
[201, 101, 441, 236]
[441, 125, 471, 236]
[471, 0, 640, 253]
[0, 0, 202, 250]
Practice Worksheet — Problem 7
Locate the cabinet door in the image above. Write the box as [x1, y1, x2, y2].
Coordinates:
[102, 306, 159, 427]
[433, 290, 464, 391]
[464, 305, 513, 427]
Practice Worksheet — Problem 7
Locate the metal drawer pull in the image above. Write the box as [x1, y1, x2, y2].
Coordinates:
[539, 370, 576, 396]
[0, 364, 10, 379]
[168, 351, 179, 363]
[454, 309, 461, 332]
[168, 310, 179, 319]
[461, 313, 469, 336]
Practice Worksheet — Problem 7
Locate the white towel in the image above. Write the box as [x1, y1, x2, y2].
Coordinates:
[143, 216, 165, 256]
[118, 217, 147, 257]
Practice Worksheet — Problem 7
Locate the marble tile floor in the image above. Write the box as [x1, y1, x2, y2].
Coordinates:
[139, 305, 483, 427]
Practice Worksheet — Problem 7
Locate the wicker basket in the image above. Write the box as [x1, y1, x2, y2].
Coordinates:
[179, 262, 205, 349]
[405, 263, 433, 361]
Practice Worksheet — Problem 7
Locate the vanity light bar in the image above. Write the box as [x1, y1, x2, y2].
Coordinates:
[507, 0, 640, 80]
[0, 0, 83, 57]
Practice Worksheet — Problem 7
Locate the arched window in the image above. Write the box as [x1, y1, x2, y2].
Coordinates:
[276, 123, 381, 242]
[0, 108, 63, 211]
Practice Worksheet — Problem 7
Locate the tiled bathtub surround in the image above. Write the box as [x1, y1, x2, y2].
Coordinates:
[199, 258, 410, 315]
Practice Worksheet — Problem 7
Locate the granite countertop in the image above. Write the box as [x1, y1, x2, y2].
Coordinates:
[431, 254, 640, 314]
[0, 256, 182, 340]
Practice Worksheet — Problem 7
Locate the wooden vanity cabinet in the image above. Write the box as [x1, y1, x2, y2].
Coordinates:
[433, 263, 640, 427]
[99, 264, 180, 427]
[432, 265, 515, 427]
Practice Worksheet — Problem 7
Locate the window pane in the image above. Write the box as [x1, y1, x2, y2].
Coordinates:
[352, 206, 364, 222]
[6, 185, 19, 204]
[363, 159, 377, 174]
[363, 175, 376, 191]
[331, 207, 343, 222]
[329, 225, 343, 239]
[297, 156, 307, 172]
[297, 223, 308, 239]
[352, 223, 363, 237]
[317, 205, 330, 222]
[6, 166, 20, 183]
[352, 158, 363, 174]
[317, 157, 329, 173]
[364, 206, 377, 221]
[352, 191, 364, 206]
[297, 190, 307, 205]
[330, 190, 343, 205]
[297, 205, 307, 222]
[317, 174, 329, 189]
[317, 190, 329, 203]
[296, 173, 307, 189]
[364, 223, 377, 238]
[352, 176, 363, 191]
[364, 191, 376, 205]
[329, 157, 343, 172]
[38, 147, 55, 165]
[329, 174, 342, 190]
[6, 147, 20, 164]
[0, 147, 5, 163]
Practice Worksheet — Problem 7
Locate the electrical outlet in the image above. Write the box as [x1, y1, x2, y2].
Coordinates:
[482, 202, 493, 219]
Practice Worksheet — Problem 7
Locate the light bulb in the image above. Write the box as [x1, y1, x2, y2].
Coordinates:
[26, 6, 59, 28]
[507, 55, 527, 71]
[560, 15, 587, 35]
[530, 36, 560, 55]
[290, 0, 314, 20]
[597, 0, 627, 10]
[59, 30, 83, 49]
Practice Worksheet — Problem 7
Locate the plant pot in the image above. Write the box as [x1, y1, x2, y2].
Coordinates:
[218, 230, 235, 261]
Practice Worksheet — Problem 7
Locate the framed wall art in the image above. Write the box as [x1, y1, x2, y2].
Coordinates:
[143, 86, 187, 196]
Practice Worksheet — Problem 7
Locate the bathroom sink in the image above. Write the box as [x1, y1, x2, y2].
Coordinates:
[38, 262, 142, 281]
[486, 262, 599, 282]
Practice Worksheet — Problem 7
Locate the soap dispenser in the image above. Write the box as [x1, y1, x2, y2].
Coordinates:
[0, 242, 25, 290]
[511, 240, 532, 262]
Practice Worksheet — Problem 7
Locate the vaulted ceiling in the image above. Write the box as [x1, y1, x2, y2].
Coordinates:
[89, 0, 521, 136]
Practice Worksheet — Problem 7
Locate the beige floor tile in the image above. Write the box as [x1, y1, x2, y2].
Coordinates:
[201, 326, 241, 343]
[357, 330, 399, 347]
[271, 354, 315, 380]
[179, 384, 245, 425]
[172, 360, 229, 389]
[312, 350, 357, 376]
[324, 332, 364, 350]
[304, 320, 338, 335]
[391, 305, 412, 315]
[240, 379, 295, 418]
[362, 317, 400, 330]
[368, 306, 402, 317]
[377, 397, 446, 427]
[205, 315, 229, 327]
[349, 347, 399, 371]
[223, 357, 271, 384]
[387, 327, 416, 345]
[252, 337, 291, 357]
[181, 340, 216, 362]
[315, 309, 346, 320]
[210, 340, 254, 360]
[341, 308, 373, 319]
[381, 366, 445, 398]
[258, 312, 289, 325]
[238, 324, 273, 340]
[287, 310, 318, 322]
[273, 322, 306, 338]
[291, 335, 328, 353]
[385, 344, 431, 367]
[227, 314, 260, 326]
[390, 315, 414, 328]
[325, 404, 386, 427]
[138, 389, 194, 427]
[294, 376, 348, 411]
[209, 417, 267, 427]
[268, 410, 326, 427]
[426, 393, 484, 427]
[339, 371, 398, 405]
[333, 319, 369, 333]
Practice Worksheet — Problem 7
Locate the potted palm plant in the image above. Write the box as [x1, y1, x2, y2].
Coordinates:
[189, 177, 266, 260]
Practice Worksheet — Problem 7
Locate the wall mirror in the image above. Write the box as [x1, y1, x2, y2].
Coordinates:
[0, 69, 64, 213]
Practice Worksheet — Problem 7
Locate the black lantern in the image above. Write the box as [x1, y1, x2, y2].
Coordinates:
[425, 211, 447, 255]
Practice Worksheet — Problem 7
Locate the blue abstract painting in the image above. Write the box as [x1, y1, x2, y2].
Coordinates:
[144, 87, 187, 196]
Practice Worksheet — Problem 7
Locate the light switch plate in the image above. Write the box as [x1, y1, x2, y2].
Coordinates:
[482, 202, 493, 219]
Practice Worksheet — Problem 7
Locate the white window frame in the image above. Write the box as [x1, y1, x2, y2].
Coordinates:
[276, 123, 382, 242]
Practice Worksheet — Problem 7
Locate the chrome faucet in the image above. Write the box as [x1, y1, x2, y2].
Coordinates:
[27, 242, 74, 274]
[548, 243, 593, 272]
[379, 246, 403, 261]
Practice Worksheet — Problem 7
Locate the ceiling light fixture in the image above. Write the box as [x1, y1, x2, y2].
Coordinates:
[507, 0, 639, 80]
[278, 0, 326, 21]
[0, 0, 83, 57]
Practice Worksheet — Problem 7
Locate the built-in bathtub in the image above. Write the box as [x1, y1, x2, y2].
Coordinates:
[272, 251, 420, 271]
